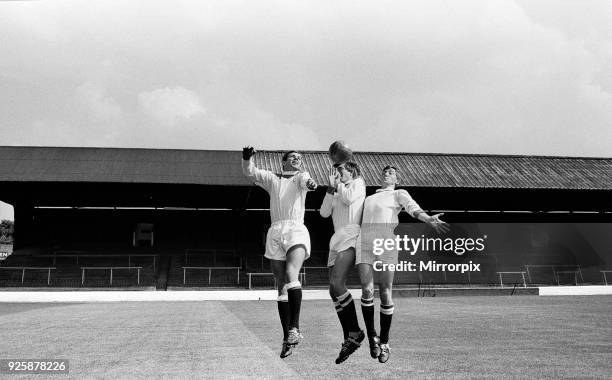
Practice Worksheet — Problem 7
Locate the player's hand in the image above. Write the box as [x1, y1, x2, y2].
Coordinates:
[306, 178, 318, 190]
[427, 213, 450, 234]
[327, 166, 339, 188]
[242, 146, 256, 160]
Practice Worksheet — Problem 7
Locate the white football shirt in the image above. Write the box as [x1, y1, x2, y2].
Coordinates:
[242, 159, 313, 223]
[362, 188, 424, 225]
[319, 177, 366, 231]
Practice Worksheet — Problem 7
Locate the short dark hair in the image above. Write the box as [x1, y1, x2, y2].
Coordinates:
[282, 151, 300, 161]
[382, 165, 398, 173]
[342, 161, 361, 177]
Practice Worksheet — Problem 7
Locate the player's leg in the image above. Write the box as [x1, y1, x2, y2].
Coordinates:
[329, 247, 362, 339]
[328, 265, 348, 339]
[270, 258, 292, 357]
[331, 248, 365, 364]
[358, 262, 380, 358]
[285, 244, 306, 345]
[378, 268, 395, 363]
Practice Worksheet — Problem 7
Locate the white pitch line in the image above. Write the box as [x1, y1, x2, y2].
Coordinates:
[2, 286, 611, 302]
[0, 289, 363, 303]
[538, 286, 612, 296]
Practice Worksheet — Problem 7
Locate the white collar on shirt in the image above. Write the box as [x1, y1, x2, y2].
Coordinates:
[281, 170, 300, 176]
[376, 188, 395, 193]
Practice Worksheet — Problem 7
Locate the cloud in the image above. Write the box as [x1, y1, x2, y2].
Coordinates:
[75, 82, 122, 122]
[0, 1, 609, 156]
[138, 86, 206, 126]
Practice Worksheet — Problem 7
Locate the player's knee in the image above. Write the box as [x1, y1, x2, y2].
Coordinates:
[278, 282, 288, 296]
[361, 284, 374, 299]
[329, 278, 345, 296]
[379, 286, 392, 305]
[285, 268, 300, 283]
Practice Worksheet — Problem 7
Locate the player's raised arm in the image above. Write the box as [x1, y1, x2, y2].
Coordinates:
[241, 146, 256, 175]
[241, 146, 275, 190]
[319, 191, 333, 218]
[319, 166, 337, 218]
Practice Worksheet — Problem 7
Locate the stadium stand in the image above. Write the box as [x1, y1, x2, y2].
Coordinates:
[496, 271, 527, 288]
[166, 250, 244, 287]
[0, 252, 156, 287]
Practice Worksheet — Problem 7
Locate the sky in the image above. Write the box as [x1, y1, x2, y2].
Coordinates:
[0, 0, 611, 220]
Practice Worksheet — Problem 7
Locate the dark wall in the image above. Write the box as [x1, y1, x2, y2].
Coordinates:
[5, 182, 611, 271]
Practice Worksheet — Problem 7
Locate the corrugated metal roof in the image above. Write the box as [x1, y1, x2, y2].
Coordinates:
[0, 146, 246, 186]
[0, 146, 610, 190]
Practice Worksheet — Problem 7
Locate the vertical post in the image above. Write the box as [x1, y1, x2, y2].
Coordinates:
[209, 268, 212, 286]
[237, 268, 240, 285]
[110, 268, 113, 286]
[248, 273, 252, 290]
[183, 268, 186, 285]
[82, 268, 85, 285]
[22, 268, 25, 284]
[137, 268, 140, 285]
[521, 272, 526, 288]
[526, 266, 532, 284]
[499, 272, 503, 288]
[48, 268, 51, 285]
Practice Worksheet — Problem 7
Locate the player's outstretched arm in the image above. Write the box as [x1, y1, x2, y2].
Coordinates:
[306, 178, 318, 190]
[397, 189, 449, 234]
[298, 171, 318, 191]
[417, 212, 450, 234]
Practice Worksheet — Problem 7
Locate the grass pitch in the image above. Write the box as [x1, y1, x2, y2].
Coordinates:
[0, 296, 610, 379]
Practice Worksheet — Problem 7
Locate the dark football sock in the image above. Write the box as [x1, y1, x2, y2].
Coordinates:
[380, 304, 395, 344]
[277, 300, 290, 340]
[287, 287, 302, 330]
[337, 291, 360, 334]
[361, 296, 377, 338]
[333, 296, 349, 339]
